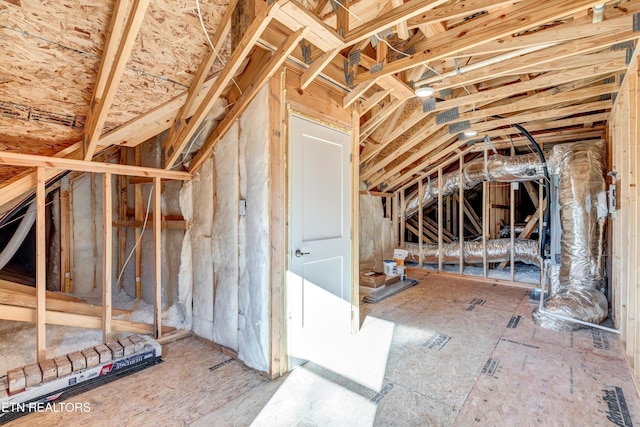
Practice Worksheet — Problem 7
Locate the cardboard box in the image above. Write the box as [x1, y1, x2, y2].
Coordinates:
[360, 271, 386, 288]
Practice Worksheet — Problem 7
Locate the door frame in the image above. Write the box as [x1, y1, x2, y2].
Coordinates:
[284, 108, 360, 370]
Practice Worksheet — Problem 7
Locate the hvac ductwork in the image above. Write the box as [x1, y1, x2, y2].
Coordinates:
[0, 202, 36, 271]
[404, 239, 540, 266]
[532, 142, 608, 331]
[404, 153, 545, 217]
[401, 140, 609, 331]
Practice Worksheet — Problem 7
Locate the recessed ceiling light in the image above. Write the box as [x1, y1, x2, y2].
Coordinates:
[415, 85, 435, 97]
[464, 129, 478, 137]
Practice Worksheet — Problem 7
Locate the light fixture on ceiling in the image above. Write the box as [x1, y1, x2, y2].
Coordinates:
[415, 85, 435, 97]
[464, 129, 478, 138]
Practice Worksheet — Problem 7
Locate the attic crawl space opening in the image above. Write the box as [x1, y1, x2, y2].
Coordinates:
[4, 0, 640, 423]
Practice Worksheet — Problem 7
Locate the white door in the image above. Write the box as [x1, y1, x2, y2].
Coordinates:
[288, 114, 352, 366]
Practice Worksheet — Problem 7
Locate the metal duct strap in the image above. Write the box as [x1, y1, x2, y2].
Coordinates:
[533, 141, 608, 331]
[404, 239, 540, 266]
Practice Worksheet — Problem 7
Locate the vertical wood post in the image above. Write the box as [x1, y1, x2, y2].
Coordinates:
[153, 177, 162, 339]
[393, 192, 399, 247]
[400, 190, 406, 249]
[539, 178, 544, 283]
[418, 179, 424, 268]
[459, 155, 464, 275]
[438, 168, 443, 272]
[483, 181, 488, 278]
[350, 109, 360, 334]
[60, 177, 71, 292]
[268, 69, 286, 376]
[36, 166, 46, 362]
[103, 172, 113, 343]
[134, 146, 143, 298]
[510, 147, 516, 282]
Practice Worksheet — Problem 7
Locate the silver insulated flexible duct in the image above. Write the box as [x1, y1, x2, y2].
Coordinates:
[404, 153, 545, 217]
[404, 239, 540, 266]
[532, 142, 608, 331]
[401, 140, 609, 331]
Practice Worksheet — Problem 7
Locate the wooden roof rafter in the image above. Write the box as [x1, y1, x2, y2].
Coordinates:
[161, 0, 283, 170]
[346, 0, 605, 103]
[381, 111, 611, 191]
[162, 0, 239, 169]
[83, 0, 151, 161]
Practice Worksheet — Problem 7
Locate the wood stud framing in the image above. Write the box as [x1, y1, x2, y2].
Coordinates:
[3, 0, 640, 388]
[36, 167, 46, 362]
[103, 173, 113, 343]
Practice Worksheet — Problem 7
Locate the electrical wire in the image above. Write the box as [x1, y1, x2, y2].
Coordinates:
[424, 64, 445, 85]
[195, 0, 243, 95]
[330, 0, 366, 23]
[116, 183, 154, 287]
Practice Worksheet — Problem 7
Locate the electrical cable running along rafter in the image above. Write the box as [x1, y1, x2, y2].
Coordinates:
[195, 0, 243, 95]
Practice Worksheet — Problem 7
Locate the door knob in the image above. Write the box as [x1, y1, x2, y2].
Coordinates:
[295, 249, 310, 258]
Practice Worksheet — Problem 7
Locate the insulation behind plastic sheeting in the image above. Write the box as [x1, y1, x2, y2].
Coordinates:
[163, 181, 186, 309]
[178, 181, 194, 331]
[237, 86, 270, 372]
[404, 239, 540, 266]
[359, 193, 394, 272]
[72, 174, 103, 294]
[405, 153, 545, 218]
[212, 124, 240, 351]
[533, 141, 608, 331]
[190, 158, 216, 341]
[140, 138, 164, 306]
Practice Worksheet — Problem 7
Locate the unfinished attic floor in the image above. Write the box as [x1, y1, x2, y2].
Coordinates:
[6, 271, 640, 427]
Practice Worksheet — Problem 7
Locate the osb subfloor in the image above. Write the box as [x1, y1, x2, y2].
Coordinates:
[7, 270, 640, 426]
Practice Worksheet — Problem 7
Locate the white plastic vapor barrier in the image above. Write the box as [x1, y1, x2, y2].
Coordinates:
[184, 85, 271, 372]
[359, 193, 394, 272]
[237, 86, 270, 372]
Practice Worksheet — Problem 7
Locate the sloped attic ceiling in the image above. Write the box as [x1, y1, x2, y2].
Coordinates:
[0, 0, 232, 180]
[0, 0, 638, 213]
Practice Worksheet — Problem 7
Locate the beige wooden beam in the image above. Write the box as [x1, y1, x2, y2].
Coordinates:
[0, 288, 130, 317]
[190, 28, 309, 172]
[343, 0, 448, 45]
[163, 1, 281, 170]
[358, 89, 393, 116]
[268, 69, 287, 376]
[360, 97, 406, 140]
[83, 0, 150, 160]
[103, 172, 113, 343]
[387, 115, 608, 191]
[60, 177, 71, 292]
[113, 220, 189, 230]
[0, 279, 83, 302]
[301, 49, 340, 90]
[417, 29, 638, 91]
[36, 167, 46, 362]
[276, 0, 343, 51]
[0, 151, 192, 180]
[162, 0, 238, 168]
[453, 3, 640, 57]
[390, 0, 409, 40]
[424, 63, 624, 117]
[351, 0, 605, 87]
[0, 304, 175, 335]
[153, 176, 162, 339]
[350, 109, 360, 333]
